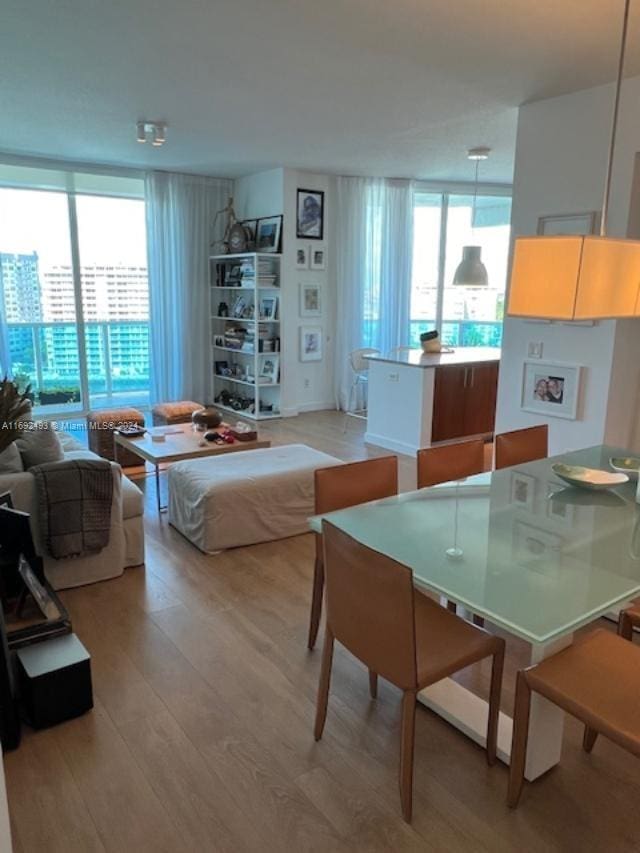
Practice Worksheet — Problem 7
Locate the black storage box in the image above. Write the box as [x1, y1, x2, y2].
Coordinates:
[16, 633, 93, 729]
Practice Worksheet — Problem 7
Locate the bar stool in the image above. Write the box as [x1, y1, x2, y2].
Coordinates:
[343, 348, 379, 431]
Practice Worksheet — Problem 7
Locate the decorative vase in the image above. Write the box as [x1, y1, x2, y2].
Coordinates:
[192, 407, 223, 431]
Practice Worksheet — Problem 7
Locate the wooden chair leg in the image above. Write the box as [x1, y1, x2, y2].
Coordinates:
[307, 555, 324, 650]
[369, 670, 378, 699]
[446, 600, 457, 613]
[399, 690, 417, 823]
[472, 614, 485, 628]
[618, 611, 634, 642]
[486, 641, 505, 766]
[314, 627, 334, 741]
[583, 726, 599, 753]
[508, 671, 532, 808]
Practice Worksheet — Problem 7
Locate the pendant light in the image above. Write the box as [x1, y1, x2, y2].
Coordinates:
[453, 147, 491, 286]
[507, 0, 640, 321]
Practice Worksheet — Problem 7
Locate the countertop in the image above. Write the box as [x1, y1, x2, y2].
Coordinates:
[365, 346, 501, 369]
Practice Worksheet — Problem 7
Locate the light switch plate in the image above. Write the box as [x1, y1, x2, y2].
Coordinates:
[528, 342, 543, 359]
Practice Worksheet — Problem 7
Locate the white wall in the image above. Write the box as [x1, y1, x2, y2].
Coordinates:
[496, 77, 640, 454]
[234, 167, 336, 417]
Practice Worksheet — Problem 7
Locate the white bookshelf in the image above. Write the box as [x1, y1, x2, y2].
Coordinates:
[210, 253, 282, 420]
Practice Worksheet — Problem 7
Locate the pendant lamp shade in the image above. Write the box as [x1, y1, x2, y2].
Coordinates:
[507, 235, 640, 320]
[453, 246, 489, 287]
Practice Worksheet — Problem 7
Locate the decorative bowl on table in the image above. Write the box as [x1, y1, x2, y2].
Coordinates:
[116, 425, 146, 438]
[551, 462, 629, 491]
[609, 456, 640, 479]
[192, 407, 223, 431]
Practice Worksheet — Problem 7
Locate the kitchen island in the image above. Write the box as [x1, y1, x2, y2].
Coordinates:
[364, 347, 500, 455]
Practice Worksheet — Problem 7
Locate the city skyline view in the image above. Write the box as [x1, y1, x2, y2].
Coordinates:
[0, 186, 150, 409]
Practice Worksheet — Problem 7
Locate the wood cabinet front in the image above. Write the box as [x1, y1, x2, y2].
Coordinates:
[431, 361, 499, 443]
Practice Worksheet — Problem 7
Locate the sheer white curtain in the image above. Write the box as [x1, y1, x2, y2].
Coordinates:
[145, 171, 232, 404]
[334, 176, 414, 409]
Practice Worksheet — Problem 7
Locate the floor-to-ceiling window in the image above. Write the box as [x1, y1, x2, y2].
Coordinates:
[0, 168, 149, 413]
[410, 190, 511, 347]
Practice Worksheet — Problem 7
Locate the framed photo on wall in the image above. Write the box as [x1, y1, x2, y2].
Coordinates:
[296, 189, 324, 240]
[521, 360, 582, 420]
[299, 283, 321, 317]
[310, 246, 326, 270]
[295, 245, 309, 269]
[300, 326, 322, 361]
[536, 212, 599, 236]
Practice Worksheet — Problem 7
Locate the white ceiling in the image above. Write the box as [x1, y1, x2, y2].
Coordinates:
[1, 0, 638, 183]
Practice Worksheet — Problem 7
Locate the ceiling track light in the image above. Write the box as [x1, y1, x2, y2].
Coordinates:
[136, 120, 168, 147]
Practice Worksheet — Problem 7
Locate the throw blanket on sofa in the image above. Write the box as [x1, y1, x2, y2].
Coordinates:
[31, 459, 113, 559]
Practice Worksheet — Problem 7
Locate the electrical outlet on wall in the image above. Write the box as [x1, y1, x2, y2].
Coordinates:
[528, 342, 543, 359]
[303, 378, 310, 389]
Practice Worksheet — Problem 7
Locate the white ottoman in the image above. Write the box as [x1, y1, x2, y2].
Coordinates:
[168, 444, 342, 552]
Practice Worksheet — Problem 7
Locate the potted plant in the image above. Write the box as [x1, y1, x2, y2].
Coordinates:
[0, 376, 32, 453]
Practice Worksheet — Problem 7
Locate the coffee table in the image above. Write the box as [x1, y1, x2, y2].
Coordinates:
[114, 423, 270, 513]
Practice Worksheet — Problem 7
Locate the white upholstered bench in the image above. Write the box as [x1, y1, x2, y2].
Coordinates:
[168, 444, 342, 552]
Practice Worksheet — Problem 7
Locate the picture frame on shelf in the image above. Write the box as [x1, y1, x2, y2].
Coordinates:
[521, 360, 582, 420]
[259, 355, 280, 384]
[231, 295, 247, 318]
[259, 295, 278, 320]
[300, 283, 321, 317]
[295, 246, 309, 269]
[537, 211, 600, 236]
[296, 189, 324, 239]
[300, 325, 322, 362]
[310, 246, 326, 270]
[256, 216, 282, 253]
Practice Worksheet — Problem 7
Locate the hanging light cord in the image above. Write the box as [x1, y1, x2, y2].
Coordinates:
[601, 0, 631, 237]
[472, 158, 479, 230]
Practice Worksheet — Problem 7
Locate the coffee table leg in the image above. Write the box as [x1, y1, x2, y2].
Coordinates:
[155, 464, 163, 514]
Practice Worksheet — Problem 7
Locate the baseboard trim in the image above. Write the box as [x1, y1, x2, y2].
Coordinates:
[364, 431, 418, 456]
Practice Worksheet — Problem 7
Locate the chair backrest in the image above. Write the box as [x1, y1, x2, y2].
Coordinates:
[315, 456, 398, 515]
[349, 348, 379, 374]
[322, 520, 417, 690]
[494, 424, 549, 470]
[416, 439, 485, 489]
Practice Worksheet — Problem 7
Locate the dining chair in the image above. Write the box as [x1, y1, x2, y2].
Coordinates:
[508, 628, 640, 808]
[618, 605, 640, 640]
[315, 520, 505, 822]
[494, 424, 549, 470]
[343, 348, 379, 431]
[308, 456, 398, 650]
[417, 439, 486, 625]
[417, 439, 485, 489]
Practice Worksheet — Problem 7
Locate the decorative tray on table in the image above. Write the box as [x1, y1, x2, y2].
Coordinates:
[551, 462, 629, 491]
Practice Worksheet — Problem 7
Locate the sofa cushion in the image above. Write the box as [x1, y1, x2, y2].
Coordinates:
[16, 424, 64, 469]
[121, 475, 143, 520]
[0, 442, 24, 474]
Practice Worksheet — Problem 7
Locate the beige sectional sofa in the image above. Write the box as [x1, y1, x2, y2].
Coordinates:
[0, 432, 144, 589]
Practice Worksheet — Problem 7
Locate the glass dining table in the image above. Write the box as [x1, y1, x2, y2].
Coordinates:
[310, 445, 640, 781]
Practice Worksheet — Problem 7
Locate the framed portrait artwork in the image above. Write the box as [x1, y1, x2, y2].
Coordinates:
[295, 245, 308, 269]
[521, 360, 582, 420]
[296, 189, 324, 240]
[299, 283, 321, 317]
[300, 326, 322, 362]
[310, 246, 326, 270]
[256, 216, 282, 253]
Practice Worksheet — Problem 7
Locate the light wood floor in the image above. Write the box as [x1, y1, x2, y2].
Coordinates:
[5, 411, 640, 852]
